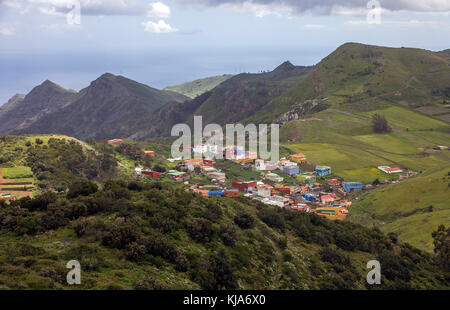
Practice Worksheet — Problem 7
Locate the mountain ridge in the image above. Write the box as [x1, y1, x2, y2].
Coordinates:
[7, 74, 189, 140]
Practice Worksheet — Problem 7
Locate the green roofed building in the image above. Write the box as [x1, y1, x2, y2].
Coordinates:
[297, 174, 316, 185]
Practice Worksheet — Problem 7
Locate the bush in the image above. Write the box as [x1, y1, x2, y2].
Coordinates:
[234, 212, 255, 229]
[134, 276, 167, 290]
[257, 208, 285, 230]
[67, 180, 98, 199]
[219, 224, 237, 247]
[372, 114, 392, 133]
[126, 242, 147, 261]
[187, 219, 216, 243]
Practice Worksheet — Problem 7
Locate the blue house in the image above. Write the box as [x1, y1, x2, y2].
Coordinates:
[316, 166, 331, 177]
[208, 190, 224, 197]
[304, 194, 317, 202]
[343, 182, 363, 192]
[283, 165, 299, 176]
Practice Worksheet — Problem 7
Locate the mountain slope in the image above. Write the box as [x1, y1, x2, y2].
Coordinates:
[0, 94, 25, 114]
[0, 81, 77, 135]
[164, 74, 234, 98]
[270, 43, 450, 252]
[348, 166, 450, 252]
[251, 43, 450, 124]
[133, 62, 313, 138]
[17, 74, 189, 140]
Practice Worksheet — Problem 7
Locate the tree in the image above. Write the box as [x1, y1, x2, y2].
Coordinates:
[219, 224, 237, 247]
[67, 180, 98, 199]
[372, 114, 392, 133]
[234, 212, 255, 229]
[432, 225, 450, 271]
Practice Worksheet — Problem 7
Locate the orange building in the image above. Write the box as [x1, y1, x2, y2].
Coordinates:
[184, 158, 204, 168]
[289, 153, 307, 164]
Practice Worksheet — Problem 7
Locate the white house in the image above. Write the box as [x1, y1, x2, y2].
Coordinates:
[257, 184, 273, 198]
[266, 173, 284, 183]
[378, 166, 403, 174]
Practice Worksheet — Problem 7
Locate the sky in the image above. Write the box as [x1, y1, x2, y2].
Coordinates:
[0, 0, 449, 104]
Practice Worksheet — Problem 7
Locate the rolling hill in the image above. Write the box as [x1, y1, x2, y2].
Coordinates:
[250, 43, 450, 124]
[164, 74, 234, 99]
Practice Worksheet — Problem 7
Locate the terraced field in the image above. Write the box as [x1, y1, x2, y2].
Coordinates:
[0, 167, 34, 199]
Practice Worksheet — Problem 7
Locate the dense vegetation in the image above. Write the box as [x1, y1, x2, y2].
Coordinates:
[0, 135, 117, 192]
[0, 180, 448, 290]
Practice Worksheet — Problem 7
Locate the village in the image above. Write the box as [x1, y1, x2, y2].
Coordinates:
[0, 138, 416, 221]
[127, 139, 414, 221]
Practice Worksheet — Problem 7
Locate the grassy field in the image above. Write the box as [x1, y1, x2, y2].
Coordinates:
[2, 167, 33, 179]
[348, 166, 450, 252]
[280, 105, 450, 184]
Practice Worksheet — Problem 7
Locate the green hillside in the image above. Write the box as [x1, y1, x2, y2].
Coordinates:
[0, 176, 448, 290]
[164, 74, 234, 99]
[251, 43, 450, 123]
[133, 62, 313, 138]
[348, 167, 450, 252]
[280, 107, 449, 182]
[263, 43, 450, 252]
[0, 134, 448, 290]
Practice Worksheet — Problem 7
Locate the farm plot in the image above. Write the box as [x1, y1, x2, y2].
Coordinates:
[0, 167, 34, 199]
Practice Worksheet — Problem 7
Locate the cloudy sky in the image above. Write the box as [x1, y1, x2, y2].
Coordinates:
[0, 0, 449, 103]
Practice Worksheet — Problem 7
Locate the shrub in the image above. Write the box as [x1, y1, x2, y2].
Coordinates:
[257, 208, 285, 230]
[234, 212, 255, 229]
[219, 224, 237, 247]
[67, 180, 98, 199]
[134, 276, 167, 290]
[187, 218, 216, 243]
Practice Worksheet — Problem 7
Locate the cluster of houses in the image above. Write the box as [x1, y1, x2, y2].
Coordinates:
[130, 143, 414, 221]
[177, 148, 359, 220]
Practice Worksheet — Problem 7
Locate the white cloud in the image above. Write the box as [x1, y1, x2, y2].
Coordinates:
[221, 1, 294, 18]
[147, 2, 171, 19]
[304, 24, 326, 29]
[142, 19, 178, 33]
[3, 0, 147, 16]
[174, 0, 450, 17]
[0, 26, 15, 36]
